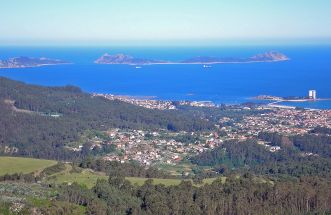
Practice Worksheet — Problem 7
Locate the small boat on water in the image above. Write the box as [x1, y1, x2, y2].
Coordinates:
[135, 66, 142, 69]
[203, 65, 212, 68]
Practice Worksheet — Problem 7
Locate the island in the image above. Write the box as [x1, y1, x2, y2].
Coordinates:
[94, 53, 169, 65]
[182, 51, 289, 64]
[95, 51, 289, 65]
[0, 57, 70, 69]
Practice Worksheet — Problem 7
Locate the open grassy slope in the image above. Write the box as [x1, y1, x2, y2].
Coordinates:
[126, 177, 223, 186]
[0, 156, 57, 176]
[46, 169, 108, 188]
[0, 156, 223, 188]
[46, 168, 222, 188]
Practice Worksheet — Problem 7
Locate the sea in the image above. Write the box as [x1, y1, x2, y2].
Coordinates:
[1, 45, 331, 109]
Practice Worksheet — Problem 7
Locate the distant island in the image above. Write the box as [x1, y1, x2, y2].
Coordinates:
[0, 57, 70, 69]
[95, 51, 289, 65]
[94, 53, 169, 65]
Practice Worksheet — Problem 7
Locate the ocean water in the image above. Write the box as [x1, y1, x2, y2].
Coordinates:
[1, 46, 331, 109]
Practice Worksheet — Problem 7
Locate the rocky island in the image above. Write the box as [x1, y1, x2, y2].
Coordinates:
[94, 53, 169, 65]
[95, 51, 289, 65]
[0, 57, 70, 69]
[182, 51, 289, 64]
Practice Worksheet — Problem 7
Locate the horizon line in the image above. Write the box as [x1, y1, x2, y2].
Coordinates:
[1, 37, 331, 47]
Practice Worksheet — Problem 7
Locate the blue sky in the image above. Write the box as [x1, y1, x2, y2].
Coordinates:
[1, 0, 331, 45]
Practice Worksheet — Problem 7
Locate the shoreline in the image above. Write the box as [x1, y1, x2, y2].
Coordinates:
[0, 63, 72, 69]
[93, 92, 331, 111]
[260, 98, 331, 102]
[264, 100, 331, 111]
[252, 95, 331, 103]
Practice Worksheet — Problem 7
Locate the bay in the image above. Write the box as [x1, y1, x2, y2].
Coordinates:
[1, 45, 331, 109]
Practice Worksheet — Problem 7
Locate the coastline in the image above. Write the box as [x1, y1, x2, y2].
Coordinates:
[93, 92, 331, 111]
[263, 100, 331, 111]
[0, 63, 72, 69]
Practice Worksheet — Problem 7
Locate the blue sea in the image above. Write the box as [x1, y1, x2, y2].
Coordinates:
[1, 45, 331, 109]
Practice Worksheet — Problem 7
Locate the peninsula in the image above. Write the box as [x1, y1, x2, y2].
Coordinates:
[0, 57, 70, 69]
[95, 51, 289, 65]
[253, 94, 331, 110]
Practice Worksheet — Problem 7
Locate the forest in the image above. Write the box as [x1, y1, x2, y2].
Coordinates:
[1, 162, 330, 215]
[191, 134, 331, 179]
[1, 174, 328, 215]
[0, 77, 213, 160]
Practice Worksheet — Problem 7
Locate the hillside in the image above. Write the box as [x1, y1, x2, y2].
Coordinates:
[0, 157, 57, 176]
[2, 160, 329, 215]
[0, 77, 213, 160]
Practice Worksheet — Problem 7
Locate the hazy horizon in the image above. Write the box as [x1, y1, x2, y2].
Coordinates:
[1, 0, 331, 46]
[1, 39, 331, 47]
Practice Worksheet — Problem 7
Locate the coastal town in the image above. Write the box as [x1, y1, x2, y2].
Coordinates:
[92, 93, 216, 110]
[228, 108, 331, 137]
[68, 94, 331, 167]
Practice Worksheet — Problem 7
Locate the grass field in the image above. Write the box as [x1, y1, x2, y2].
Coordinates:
[47, 168, 224, 188]
[127, 176, 224, 186]
[127, 177, 186, 186]
[46, 170, 108, 188]
[0, 156, 57, 176]
[157, 162, 195, 176]
[0, 156, 225, 188]
[126, 177, 225, 186]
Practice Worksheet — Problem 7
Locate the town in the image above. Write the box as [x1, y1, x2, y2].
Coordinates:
[68, 95, 331, 168]
[92, 93, 216, 110]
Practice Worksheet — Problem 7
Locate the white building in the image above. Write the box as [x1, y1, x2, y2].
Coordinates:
[308, 90, 317, 100]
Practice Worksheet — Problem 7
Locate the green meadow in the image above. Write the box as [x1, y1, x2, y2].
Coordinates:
[126, 177, 223, 186]
[47, 170, 223, 188]
[0, 157, 225, 188]
[0, 156, 57, 176]
[46, 170, 108, 189]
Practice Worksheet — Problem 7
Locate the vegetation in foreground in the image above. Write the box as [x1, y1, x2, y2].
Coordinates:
[2, 174, 330, 215]
[0, 156, 330, 214]
[0, 157, 217, 189]
[0, 78, 331, 214]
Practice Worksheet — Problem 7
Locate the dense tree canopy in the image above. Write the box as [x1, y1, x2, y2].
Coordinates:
[57, 175, 331, 215]
[191, 137, 331, 178]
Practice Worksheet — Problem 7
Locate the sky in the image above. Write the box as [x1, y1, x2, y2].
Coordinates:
[0, 0, 331, 46]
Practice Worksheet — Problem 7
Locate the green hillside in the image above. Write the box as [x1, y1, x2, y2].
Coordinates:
[0, 77, 213, 161]
[0, 156, 57, 176]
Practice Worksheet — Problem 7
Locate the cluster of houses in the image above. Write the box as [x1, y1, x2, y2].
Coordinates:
[221, 108, 331, 139]
[66, 105, 330, 166]
[92, 93, 219, 110]
[102, 129, 222, 166]
[92, 93, 176, 110]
